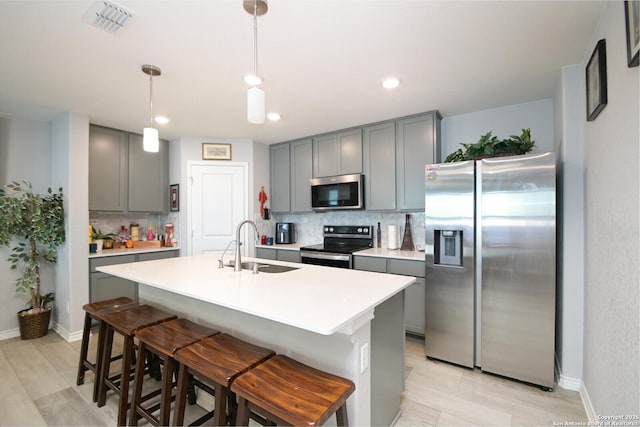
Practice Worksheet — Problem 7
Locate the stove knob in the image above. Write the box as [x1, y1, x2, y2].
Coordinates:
[363, 227, 369, 234]
[328, 227, 333, 232]
[324, 227, 329, 233]
[357, 228, 362, 233]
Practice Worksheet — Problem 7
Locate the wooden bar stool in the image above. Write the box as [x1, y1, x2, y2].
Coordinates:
[76, 297, 138, 402]
[231, 355, 356, 427]
[129, 319, 220, 427]
[172, 333, 275, 426]
[96, 304, 177, 426]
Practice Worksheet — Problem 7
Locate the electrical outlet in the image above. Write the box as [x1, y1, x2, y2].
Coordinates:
[360, 343, 369, 374]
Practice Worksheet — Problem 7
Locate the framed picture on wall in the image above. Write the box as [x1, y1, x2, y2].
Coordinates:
[169, 184, 179, 212]
[202, 143, 232, 160]
[625, 1, 639, 67]
[586, 39, 607, 122]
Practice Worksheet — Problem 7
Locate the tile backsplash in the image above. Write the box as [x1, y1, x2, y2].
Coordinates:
[259, 211, 426, 249]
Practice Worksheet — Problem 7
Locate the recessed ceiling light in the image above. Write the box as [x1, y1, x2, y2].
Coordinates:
[154, 116, 169, 124]
[244, 74, 263, 85]
[267, 112, 281, 121]
[382, 78, 400, 89]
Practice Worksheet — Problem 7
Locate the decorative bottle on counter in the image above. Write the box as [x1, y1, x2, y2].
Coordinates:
[377, 222, 382, 248]
[400, 214, 415, 251]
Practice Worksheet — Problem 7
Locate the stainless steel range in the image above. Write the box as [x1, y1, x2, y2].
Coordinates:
[299, 225, 373, 269]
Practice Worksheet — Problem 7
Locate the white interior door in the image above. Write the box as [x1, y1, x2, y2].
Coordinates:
[189, 162, 248, 256]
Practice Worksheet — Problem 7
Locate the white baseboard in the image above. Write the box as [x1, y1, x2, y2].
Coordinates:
[580, 382, 597, 423]
[0, 328, 20, 341]
[52, 321, 84, 342]
[555, 355, 597, 423]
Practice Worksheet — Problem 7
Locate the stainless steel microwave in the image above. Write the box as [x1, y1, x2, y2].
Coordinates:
[310, 174, 364, 211]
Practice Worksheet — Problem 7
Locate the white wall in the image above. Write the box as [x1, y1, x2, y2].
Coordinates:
[441, 98, 554, 161]
[51, 112, 90, 340]
[554, 64, 586, 390]
[0, 115, 53, 338]
[170, 136, 256, 255]
[582, 2, 639, 417]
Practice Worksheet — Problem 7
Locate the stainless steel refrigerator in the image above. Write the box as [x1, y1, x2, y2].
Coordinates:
[424, 152, 556, 389]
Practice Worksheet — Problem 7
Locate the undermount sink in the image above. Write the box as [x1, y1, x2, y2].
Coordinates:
[224, 261, 299, 273]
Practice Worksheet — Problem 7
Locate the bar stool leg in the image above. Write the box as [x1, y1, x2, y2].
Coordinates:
[97, 324, 114, 407]
[76, 312, 93, 386]
[336, 404, 349, 426]
[213, 383, 228, 426]
[235, 396, 250, 427]
[158, 355, 175, 426]
[117, 336, 135, 426]
[129, 341, 148, 426]
[172, 363, 189, 426]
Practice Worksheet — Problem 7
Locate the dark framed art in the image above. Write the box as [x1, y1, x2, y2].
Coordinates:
[625, 1, 639, 67]
[169, 184, 179, 212]
[586, 39, 607, 122]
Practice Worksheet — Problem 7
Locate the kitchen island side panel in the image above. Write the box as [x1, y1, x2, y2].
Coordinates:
[138, 284, 399, 426]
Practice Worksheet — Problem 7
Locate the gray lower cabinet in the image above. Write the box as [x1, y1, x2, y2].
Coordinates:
[89, 250, 179, 303]
[312, 129, 362, 178]
[396, 112, 442, 211]
[255, 247, 300, 263]
[89, 124, 169, 213]
[353, 255, 426, 336]
[89, 255, 137, 302]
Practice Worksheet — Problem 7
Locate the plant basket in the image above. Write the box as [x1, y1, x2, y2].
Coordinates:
[17, 308, 51, 340]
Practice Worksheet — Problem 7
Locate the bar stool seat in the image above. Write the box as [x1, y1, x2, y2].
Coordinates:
[96, 304, 177, 426]
[76, 297, 138, 402]
[172, 333, 275, 426]
[129, 319, 220, 427]
[231, 354, 356, 427]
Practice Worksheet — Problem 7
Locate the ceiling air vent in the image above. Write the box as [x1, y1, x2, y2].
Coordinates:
[82, 1, 136, 35]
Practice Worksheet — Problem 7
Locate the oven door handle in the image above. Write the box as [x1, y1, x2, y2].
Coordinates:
[299, 251, 351, 262]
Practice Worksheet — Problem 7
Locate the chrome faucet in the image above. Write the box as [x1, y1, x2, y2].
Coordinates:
[234, 220, 259, 272]
[218, 240, 237, 268]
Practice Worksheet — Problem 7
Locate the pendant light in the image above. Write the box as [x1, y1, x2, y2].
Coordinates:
[141, 64, 161, 152]
[244, 0, 268, 124]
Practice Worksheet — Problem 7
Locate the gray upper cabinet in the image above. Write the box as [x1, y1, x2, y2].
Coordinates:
[313, 129, 362, 177]
[89, 126, 127, 211]
[89, 124, 169, 213]
[270, 143, 291, 213]
[396, 112, 442, 211]
[363, 122, 397, 211]
[270, 139, 313, 214]
[290, 139, 313, 213]
[128, 133, 168, 213]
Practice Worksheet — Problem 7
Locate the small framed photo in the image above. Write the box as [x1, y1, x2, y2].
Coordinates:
[202, 143, 232, 160]
[625, 1, 639, 67]
[586, 39, 607, 122]
[169, 184, 179, 212]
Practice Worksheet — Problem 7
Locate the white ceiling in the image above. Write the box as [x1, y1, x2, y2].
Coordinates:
[0, 0, 605, 144]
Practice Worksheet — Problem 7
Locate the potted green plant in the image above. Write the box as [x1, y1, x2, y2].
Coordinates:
[444, 128, 535, 163]
[91, 226, 115, 250]
[0, 181, 65, 339]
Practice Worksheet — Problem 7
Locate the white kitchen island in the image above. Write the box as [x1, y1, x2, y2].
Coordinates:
[97, 254, 414, 426]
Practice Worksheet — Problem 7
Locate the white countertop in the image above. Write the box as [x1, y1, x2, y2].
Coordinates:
[256, 243, 425, 260]
[355, 247, 426, 261]
[97, 254, 414, 335]
[89, 246, 180, 258]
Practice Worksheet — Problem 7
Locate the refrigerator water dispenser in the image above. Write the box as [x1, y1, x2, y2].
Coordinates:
[434, 230, 462, 266]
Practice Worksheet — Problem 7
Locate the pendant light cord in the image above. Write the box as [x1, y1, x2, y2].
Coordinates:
[149, 73, 154, 127]
[253, 0, 258, 86]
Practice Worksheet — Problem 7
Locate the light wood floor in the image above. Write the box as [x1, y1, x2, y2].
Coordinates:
[0, 331, 586, 426]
